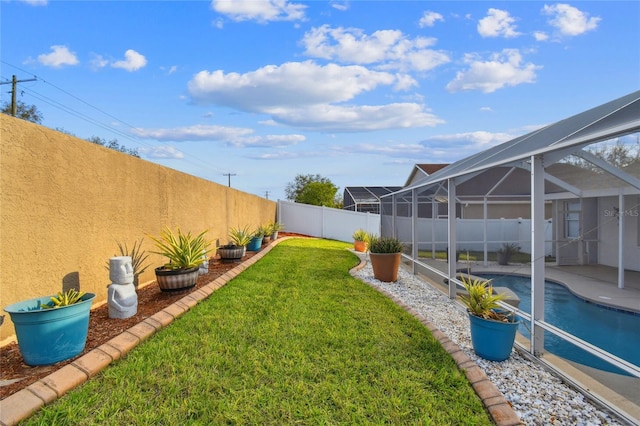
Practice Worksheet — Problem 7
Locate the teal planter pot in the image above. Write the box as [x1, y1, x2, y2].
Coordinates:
[4, 293, 96, 366]
[468, 311, 520, 362]
[247, 236, 263, 252]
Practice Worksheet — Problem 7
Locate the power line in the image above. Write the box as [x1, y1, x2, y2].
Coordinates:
[0, 61, 231, 182]
[223, 173, 236, 187]
[0, 75, 37, 116]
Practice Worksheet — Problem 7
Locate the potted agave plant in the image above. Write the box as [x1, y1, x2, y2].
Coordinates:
[496, 242, 520, 265]
[218, 226, 251, 262]
[149, 227, 212, 292]
[351, 229, 370, 253]
[247, 225, 266, 251]
[267, 221, 284, 240]
[3, 288, 96, 366]
[368, 236, 404, 282]
[459, 275, 520, 361]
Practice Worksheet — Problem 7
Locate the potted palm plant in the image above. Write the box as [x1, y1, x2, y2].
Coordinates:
[218, 226, 251, 262]
[459, 275, 520, 361]
[148, 227, 212, 292]
[368, 236, 404, 282]
[3, 289, 96, 366]
[247, 226, 265, 251]
[496, 243, 520, 265]
[267, 221, 284, 240]
[351, 229, 369, 252]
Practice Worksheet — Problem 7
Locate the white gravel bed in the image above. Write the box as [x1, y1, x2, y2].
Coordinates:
[353, 262, 626, 426]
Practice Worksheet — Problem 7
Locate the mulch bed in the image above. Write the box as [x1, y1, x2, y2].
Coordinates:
[0, 233, 306, 400]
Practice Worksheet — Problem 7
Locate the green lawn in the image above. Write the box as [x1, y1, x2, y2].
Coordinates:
[25, 238, 492, 425]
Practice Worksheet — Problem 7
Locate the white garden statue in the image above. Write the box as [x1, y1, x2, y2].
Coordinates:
[108, 256, 138, 319]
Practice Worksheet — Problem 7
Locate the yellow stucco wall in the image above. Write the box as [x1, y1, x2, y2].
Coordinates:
[0, 115, 276, 344]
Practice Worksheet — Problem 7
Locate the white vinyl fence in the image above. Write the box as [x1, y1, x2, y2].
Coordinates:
[277, 200, 380, 242]
[280, 200, 553, 254]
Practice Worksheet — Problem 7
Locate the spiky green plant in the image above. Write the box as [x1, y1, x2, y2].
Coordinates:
[458, 275, 514, 322]
[42, 289, 86, 309]
[351, 229, 369, 242]
[368, 236, 404, 254]
[228, 226, 252, 246]
[148, 227, 212, 270]
[105, 238, 151, 288]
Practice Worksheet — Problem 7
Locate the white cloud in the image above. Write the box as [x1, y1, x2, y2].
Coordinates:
[19, 0, 47, 5]
[542, 3, 600, 36]
[187, 60, 444, 132]
[330, 1, 349, 12]
[111, 49, 147, 71]
[89, 54, 109, 70]
[132, 124, 254, 141]
[446, 49, 541, 93]
[477, 8, 521, 38]
[422, 131, 515, 150]
[533, 31, 549, 41]
[301, 25, 450, 72]
[132, 124, 305, 148]
[211, 0, 306, 23]
[139, 145, 185, 159]
[188, 61, 395, 109]
[419, 11, 444, 28]
[267, 103, 444, 132]
[37, 45, 79, 68]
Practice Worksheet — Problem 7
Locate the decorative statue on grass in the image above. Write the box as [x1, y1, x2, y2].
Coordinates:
[108, 256, 138, 319]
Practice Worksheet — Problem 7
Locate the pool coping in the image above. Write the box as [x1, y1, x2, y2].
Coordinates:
[0, 239, 522, 426]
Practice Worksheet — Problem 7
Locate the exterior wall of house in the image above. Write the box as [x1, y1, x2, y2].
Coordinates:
[461, 202, 552, 219]
[598, 195, 640, 270]
[0, 115, 276, 344]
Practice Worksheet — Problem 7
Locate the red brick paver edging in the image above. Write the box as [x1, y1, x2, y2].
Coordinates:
[349, 254, 524, 426]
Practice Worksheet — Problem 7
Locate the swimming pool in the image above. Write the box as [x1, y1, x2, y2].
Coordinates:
[476, 273, 640, 376]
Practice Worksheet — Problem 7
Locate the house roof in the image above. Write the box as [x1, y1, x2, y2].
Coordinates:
[404, 164, 449, 186]
[392, 90, 640, 199]
[343, 186, 403, 204]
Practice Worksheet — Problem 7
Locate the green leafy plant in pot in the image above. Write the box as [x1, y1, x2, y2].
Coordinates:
[267, 221, 284, 240]
[148, 227, 212, 293]
[368, 236, 404, 282]
[351, 228, 370, 253]
[496, 242, 520, 265]
[3, 288, 96, 366]
[218, 225, 251, 262]
[459, 275, 520, 361]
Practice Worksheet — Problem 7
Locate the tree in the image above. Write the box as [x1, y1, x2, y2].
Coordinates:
[1, 100, 43, 124]
[87, 136, 140, 158]
[285, 174, 341, 207]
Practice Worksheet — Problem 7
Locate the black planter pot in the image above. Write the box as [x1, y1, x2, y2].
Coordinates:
[217, 245, 246, 263]
[155, 266, 199, 293]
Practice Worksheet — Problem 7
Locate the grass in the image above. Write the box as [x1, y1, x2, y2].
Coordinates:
[25, 238, 492, 425]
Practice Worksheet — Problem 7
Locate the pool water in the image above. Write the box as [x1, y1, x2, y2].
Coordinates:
[477, 273, 640, 376]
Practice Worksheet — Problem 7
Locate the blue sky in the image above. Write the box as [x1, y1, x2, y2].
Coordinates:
[2, 1, 638, 202]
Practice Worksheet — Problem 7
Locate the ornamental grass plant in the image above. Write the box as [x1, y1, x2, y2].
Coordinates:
[24, 238, 492, 425]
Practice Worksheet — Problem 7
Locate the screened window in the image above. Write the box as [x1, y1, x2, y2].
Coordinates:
[565, 200, 581, 239]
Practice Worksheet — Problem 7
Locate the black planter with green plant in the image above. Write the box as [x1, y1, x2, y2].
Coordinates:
[149, 227, 212, 292]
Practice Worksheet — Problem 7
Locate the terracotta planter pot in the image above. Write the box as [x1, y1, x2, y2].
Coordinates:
[354, 240, 367, 252]
[155, 266, 199, 293]
[369, 252, 401, 282]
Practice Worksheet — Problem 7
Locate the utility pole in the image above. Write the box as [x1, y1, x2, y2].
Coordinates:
[264, 190, 270, 200]
[222, 173, 236, 187]
[0, 75, 38, 116]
